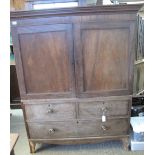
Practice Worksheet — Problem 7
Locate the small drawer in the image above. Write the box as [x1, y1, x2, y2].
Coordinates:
[24, 102, 76, 121]
[78, 99, 130, 119]
[77, 118, 129, 137]
[28, 121, 78, 139]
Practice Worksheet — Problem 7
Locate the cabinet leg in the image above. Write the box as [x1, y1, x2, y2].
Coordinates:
[122, 137, 129, 151]
[29, 141, 36, 153]
[11, 149, 15, 155]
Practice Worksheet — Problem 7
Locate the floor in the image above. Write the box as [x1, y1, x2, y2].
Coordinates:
[10, 109, 144, 155]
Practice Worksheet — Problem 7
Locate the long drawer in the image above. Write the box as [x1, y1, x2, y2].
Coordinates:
[28, 118, 129, 139]
[77, 118, 129, 137]
[24, 102, 76, 121]
[78, 99, 130, 119]
[28, 121, 78, 139]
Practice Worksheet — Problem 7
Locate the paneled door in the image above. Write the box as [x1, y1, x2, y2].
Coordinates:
[75, 21, 136, 97]
[12, 23, 75, 99]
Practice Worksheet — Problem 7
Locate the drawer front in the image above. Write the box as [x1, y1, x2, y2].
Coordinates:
[28, 121, 78, 139]
[78, 99, 130, 119]
[77, 118, 129, 137]
[24, 102, 76, 121]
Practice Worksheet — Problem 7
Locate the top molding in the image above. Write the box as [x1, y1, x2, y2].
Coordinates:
[10, 4, 143, 19]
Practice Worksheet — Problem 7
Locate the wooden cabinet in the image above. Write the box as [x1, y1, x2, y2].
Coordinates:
[11, 4, 142, 153]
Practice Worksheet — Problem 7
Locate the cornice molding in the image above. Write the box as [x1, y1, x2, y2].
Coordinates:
[10, 4, 143, 19]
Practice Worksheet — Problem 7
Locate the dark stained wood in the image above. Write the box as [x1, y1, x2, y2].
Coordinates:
[22, 95, 132, 104]
[83, 24, 128, 91]
[11, 14, 137, 28]
[10, 150, 15, 155]
[77, 119, 129, 137]
[75, 21, 136, 97]
[10, 4, 141, 153]
[24, 102, 76, 121]
[128, 20, 137, 94]
[12, 24, 75, 99]
[28, 118, 128, 139]
[20, 28, 71, 93]
[78, 99, 131, 119]
[28, 121, 78, 139]
[21, 104, 31, 140]
[29, 135, 129, 145]
[10, 4, 143, 19]
[10, 65, 21, 109]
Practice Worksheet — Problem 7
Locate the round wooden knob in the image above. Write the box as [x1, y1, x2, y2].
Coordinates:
[101, 107, 108, 113]
[49, 129, 55, 134]
[101, 125, 109, 131]
[47, 108, 54, 113]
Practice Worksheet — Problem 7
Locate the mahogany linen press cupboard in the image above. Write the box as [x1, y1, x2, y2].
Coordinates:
[11, 4, 142, 153]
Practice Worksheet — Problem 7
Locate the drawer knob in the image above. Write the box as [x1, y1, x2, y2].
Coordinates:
[49, 128, 55, 134]
[101, 125, 109, 131]
[102, 107, 108, 113]
[47, 109, 54, 113]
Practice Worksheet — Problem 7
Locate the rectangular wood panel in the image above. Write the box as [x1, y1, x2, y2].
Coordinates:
[75, 22, 135, 97]
[13, 24, 75, 99]
[25, 102, 76, 121]
[82, 28, 129, 91]
[28, 119, 129, 139]
[77, 119, 129, 137]
[78, 99, 130, 119]
[28, 121, 78, 139]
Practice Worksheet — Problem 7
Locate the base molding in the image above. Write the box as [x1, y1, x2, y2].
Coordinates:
[29, 135, 129, 153]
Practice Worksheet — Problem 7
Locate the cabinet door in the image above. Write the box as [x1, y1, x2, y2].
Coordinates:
[75, 21, 136, 97]
[12, 24, 75, 99]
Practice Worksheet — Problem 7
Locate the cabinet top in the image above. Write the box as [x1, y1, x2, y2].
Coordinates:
[11, 4, 143, 19]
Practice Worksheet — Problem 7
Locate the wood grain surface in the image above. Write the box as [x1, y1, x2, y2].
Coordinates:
[10, 4, 142, 152]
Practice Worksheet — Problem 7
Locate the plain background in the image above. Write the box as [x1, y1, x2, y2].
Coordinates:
[0, 1, 153, 155]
